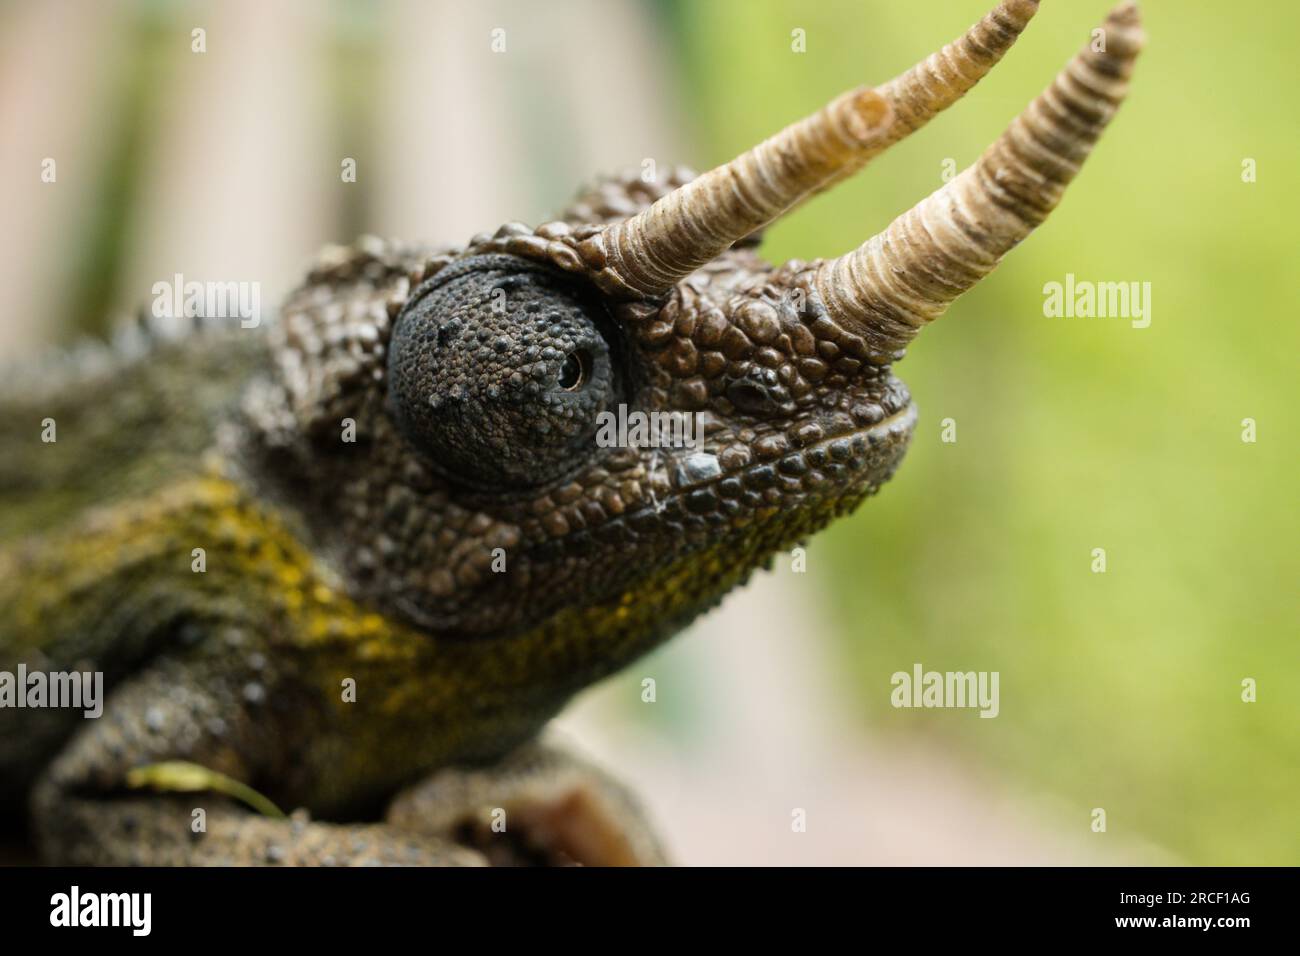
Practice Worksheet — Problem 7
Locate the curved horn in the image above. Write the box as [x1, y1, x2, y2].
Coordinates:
[596, 88, 892, 298]
[594, 0, 1041, 299]
[808, 0, 1041, 204]
[813, 2, 1145, 362]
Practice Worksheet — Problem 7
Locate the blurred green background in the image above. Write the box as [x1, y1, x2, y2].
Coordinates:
[1, 0, 1294, 863]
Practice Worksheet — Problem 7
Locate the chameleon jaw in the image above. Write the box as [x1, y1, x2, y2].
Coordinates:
[660, 401, 919, 512]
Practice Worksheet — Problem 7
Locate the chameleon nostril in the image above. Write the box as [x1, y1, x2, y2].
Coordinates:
[726, 372, 782, 415]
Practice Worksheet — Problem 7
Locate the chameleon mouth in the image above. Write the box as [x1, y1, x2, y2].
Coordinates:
[668, 402, 918, 499]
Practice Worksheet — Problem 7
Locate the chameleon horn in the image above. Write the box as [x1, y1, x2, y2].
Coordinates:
[812, 1, 1144, 363]
[594, 88, 892, 298]
[804, 0, 1042, 206]
[591, 0, 1039, 299]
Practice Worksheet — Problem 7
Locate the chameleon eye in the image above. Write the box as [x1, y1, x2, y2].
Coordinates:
[556, 349, 589, 391]
[387, 254, 617, 490]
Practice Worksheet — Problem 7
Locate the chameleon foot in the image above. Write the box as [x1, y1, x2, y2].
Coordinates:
[385, 738, 668, 866]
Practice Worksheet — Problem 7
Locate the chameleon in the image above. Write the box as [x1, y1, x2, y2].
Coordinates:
[0, 0, 1142, 865]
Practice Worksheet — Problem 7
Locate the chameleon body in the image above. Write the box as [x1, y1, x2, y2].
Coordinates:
[0, 1, 1141, 864]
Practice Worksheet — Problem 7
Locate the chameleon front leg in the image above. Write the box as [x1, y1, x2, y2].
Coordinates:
[30, 658, 483, 866]
[385, 738, 669, 866]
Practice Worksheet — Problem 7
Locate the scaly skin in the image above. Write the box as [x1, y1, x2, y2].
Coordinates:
[0, 1, 1142, 865]
[0, 216, 912, 863]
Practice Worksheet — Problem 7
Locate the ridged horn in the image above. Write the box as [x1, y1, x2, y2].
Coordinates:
[813, 2, 1144, 362]
[807, 0, 1042, 204]
[595, 0, 1040, 299]
[596, 89, 892, 298]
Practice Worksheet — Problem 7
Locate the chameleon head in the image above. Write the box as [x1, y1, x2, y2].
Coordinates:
[263, 1, 1141, 651]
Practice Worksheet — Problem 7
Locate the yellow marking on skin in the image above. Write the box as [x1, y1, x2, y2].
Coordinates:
[3, 466, 831, 783]
[3, 474, 429, 664]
